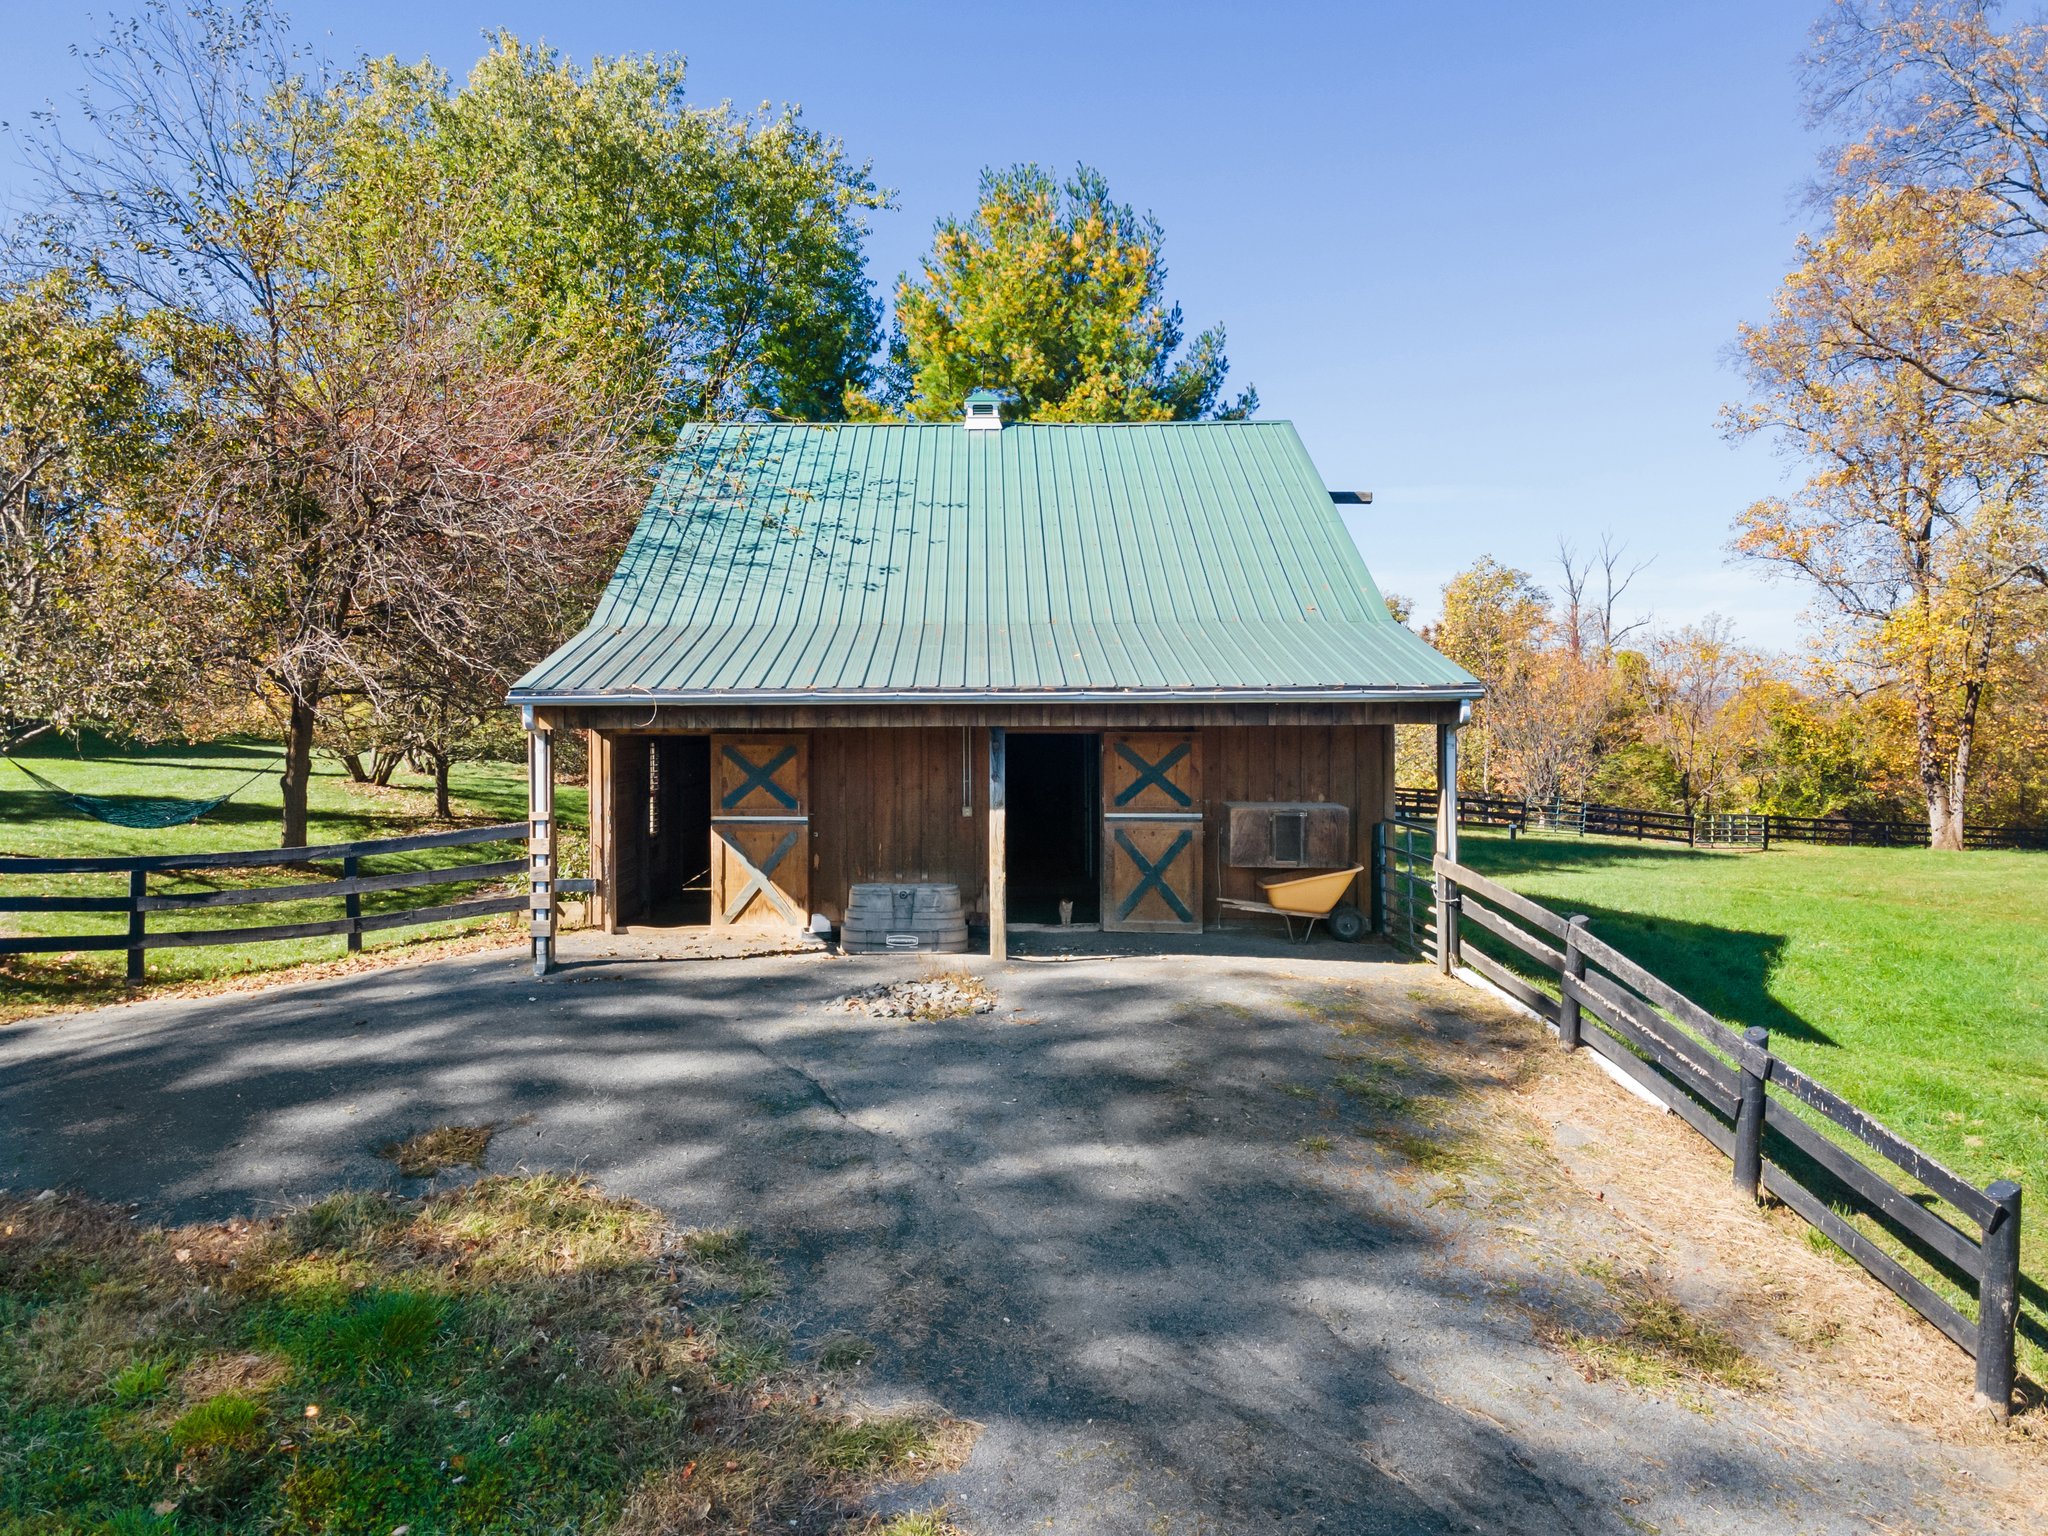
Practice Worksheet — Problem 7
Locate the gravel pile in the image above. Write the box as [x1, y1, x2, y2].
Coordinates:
[831, 975, 997, 1021]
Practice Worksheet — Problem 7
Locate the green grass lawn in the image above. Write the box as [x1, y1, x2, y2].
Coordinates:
[0, 735, 588, 1020]
[1456, 830, 2048, 1375]
[0, 1176, 965, 1534]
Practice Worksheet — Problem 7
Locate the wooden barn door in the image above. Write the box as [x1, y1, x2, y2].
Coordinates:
[1102, 731, 1203, 934]
[710, 734, 810, 928]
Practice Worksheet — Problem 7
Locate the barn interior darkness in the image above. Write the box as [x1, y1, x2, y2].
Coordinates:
[1006, 732, 1100, 924]
[645, 736, 711, 924]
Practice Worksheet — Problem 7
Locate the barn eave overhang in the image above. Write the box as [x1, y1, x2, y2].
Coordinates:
[506, 683, 1486, 707]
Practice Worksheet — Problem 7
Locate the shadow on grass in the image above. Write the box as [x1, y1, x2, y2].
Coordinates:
[0, 788, 284, 832]
[1459, 833, 1742, 875]
[1458, 898, 1834, 1049]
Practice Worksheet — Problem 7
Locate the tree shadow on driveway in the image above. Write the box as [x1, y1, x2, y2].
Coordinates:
[0, 948, 2014, 1534]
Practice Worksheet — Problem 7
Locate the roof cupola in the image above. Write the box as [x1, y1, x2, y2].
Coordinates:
[963, 388, 1004, 432]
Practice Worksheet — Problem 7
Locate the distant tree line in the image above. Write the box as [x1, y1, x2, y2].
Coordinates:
[0, 1, 1252, 846]
[1396, 539, 2046, 838]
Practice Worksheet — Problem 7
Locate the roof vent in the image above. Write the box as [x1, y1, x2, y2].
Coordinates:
[963, 388, 1003, 432]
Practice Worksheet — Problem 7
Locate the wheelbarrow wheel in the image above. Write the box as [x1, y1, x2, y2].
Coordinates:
[1327, 903, 1367, 943]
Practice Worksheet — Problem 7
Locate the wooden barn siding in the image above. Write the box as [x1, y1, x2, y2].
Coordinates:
[591, 722, 1392, 928]
[809, 723, 1387, 925]
[811, 726, 988, 922]
[1200, 723, 1391, 921]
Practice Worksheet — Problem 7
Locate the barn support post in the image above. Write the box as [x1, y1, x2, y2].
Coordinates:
[988, 726, 1007, 961]
[1977, 1181, 2022, 1418]
[1434, 720, 1461, 974]
[525, 708, 557, 978]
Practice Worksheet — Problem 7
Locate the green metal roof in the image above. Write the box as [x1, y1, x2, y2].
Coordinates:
[512, 420, 1480, 702]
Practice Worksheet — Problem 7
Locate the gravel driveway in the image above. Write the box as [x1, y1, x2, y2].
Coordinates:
[0, 937, 2034, 1534]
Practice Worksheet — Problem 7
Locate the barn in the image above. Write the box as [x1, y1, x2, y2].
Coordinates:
[510, 401, 1480, 968]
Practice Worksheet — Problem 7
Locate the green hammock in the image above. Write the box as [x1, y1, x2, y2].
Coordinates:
[4, 756, 276, 830]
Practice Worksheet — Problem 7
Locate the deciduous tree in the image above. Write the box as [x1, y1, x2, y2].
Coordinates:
[0, 269, 185, 750]
[1640, 618, 1753, 821]
[883, 164, 1255, 422]
[1726, 184, 2046, 847]
[19, 3, 883, 843]
[381, 35, 885, 429]
[24, 3, 652, 844]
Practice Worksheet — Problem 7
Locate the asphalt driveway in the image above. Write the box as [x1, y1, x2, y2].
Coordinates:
[0, 938, 2030, 1534]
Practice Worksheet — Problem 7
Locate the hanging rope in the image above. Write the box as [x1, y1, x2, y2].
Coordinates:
[4, 755, 278, 830]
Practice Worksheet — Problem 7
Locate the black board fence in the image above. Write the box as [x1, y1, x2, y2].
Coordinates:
[0, 823, 595, 981]
[1426, 852, 2024, 1415]
[1393, 787, 2048, 852]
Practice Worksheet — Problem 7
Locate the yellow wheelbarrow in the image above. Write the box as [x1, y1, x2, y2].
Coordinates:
[1216, 865, 1367, 943]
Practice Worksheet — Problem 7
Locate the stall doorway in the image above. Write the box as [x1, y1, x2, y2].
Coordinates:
[1006, 732, 1100, 925]
[645, 736, 711, 924]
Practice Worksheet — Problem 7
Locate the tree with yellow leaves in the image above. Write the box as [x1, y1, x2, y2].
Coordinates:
[878, 164, 1255, 422]
[1726, 183, 2046, 848]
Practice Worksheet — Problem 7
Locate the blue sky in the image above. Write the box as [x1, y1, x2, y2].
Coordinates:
[0, 1, 1828, 647]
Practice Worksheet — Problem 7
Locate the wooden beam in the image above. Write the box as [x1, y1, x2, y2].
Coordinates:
[586, 728, 609, 932]
[1435, 722, 1460, 975]
[529, 724, 557, 977]
[988, 726, 1007, 961]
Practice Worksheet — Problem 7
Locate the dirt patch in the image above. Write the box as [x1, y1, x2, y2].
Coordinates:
[1307, 966, 2047, 1489]
[1478, 978, 2048, 1457]
[831, 974, 997, 1022]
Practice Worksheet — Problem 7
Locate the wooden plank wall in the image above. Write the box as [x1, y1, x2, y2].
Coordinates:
[811, 726, 988, 922]
[1200, 723, 1391, 921]
[593, 723, 1392, 929]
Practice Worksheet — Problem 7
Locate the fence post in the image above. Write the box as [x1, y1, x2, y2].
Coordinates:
[1438, 879, 1461, 974]
[1976, 1181, 2022, 1419]
[1558, 914, 1588, 1050]
[126, 868, 146, 985]
[1732, 1025, 1769, 1202]
[342, 854, 362, 955]
[1762, 815, 1772, 852]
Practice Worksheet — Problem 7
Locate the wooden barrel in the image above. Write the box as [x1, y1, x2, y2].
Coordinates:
[841, 882, 969, 953]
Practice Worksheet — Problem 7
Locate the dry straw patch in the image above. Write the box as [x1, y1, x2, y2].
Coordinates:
[378, 1122, 496, 1177]
[1539, 1261, 1774, 1396]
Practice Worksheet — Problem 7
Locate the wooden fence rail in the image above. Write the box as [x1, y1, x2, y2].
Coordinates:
[1392, 788, 2048, 852]
[0, 823, 595, 982]
[1427, 852, 2024, 1415]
